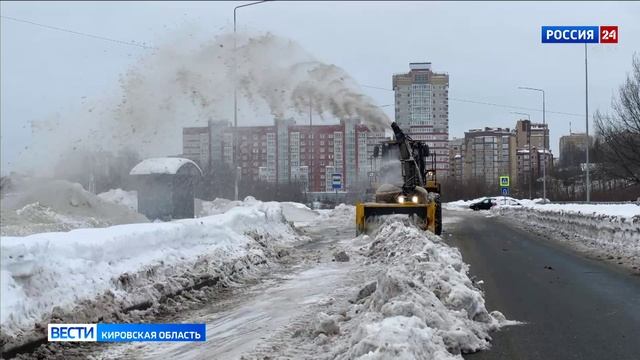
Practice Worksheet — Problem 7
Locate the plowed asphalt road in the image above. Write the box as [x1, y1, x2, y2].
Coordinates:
[445, 210, 640, 360]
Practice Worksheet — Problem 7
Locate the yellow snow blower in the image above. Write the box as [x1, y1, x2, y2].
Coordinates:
[356, 122, 442, 235]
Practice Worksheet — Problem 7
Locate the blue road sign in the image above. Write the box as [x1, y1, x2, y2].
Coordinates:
[501, 187, 509, 196]
[332, 173, 342, 190]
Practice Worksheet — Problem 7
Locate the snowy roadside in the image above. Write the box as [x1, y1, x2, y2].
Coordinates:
[493, 204, 640, 271]
[97, 189, 138, 212]
[445, 198, 640, 271]
[0, 197, 310, 355]
[237, 211, 515, 359]
[2, 201, 512, 359]
[1, 177, 148, 237]
[316, 217, 514, 359]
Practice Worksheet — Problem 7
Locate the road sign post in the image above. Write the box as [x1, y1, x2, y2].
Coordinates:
[499, 176, 510, 205]
[332, 173, 342, 207]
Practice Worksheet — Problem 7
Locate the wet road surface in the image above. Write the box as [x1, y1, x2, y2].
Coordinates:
[445, 210, 640, 360]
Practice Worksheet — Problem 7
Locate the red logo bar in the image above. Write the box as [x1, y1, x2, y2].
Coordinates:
[600, 26, 618, 44]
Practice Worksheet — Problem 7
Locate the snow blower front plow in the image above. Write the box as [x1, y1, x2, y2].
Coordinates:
[355, 200, 437, 236]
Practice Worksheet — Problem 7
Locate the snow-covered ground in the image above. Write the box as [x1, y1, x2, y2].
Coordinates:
[3, 198, 511, 358]
[444, 196, 547, 211]
[445, 197, 640, 270]
[0, 197, 311, 354]
[316, 217, 515, 359]
[494, 203, 640, 270]
[97, 189, 138, 212]
[195, 197, 318, 227]
[96, 207, 513, 360]
[1, 176, 147, 236]
[507, 202, 640, 218]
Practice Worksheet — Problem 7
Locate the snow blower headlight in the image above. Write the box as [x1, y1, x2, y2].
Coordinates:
[398, 195, 405, 204]
[411, 195, 419, 203]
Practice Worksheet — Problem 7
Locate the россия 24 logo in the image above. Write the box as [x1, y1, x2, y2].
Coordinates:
[542, 26, 618, 44]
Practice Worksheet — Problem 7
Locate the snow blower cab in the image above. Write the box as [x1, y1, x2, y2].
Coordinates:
[356, 122, 442, 235]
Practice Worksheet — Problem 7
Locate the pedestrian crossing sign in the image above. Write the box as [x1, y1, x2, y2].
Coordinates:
[499, 176, 510, 187]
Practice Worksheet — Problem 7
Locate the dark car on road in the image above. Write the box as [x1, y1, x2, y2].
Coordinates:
[469, 198, 495, 211]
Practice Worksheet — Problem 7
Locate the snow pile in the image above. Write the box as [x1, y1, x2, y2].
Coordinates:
[195, 197, 244, 216]
[1, 177, 148, 236]
[280, 202, 319, 226]
[196, 197, 318, 226]
[327, 219, 514, 359]
[0, 198, 306, 351]
[445, 196, 529, 211]
[97, 189, 138, 211]
[513, 203, 640, 218]
[317, 204, 355, 228]
[494, 203, 640, 269]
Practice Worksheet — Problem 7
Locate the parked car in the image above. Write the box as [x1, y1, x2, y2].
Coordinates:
[469, 198, 495, 211]
[469, 197, 522, 210]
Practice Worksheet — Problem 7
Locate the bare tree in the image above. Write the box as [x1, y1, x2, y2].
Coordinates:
[594, 53, 640, 184]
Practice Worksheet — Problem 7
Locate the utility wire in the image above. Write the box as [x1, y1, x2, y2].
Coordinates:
[1, 15, 585, 118]
[361, 84, 585, 117]
[1, 15, 157, 50]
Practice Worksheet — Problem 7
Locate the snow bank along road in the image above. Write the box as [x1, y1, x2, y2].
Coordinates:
[1, 199, 513, 359]
[444, 209, 640, 360]
[446, 199, 640, 271]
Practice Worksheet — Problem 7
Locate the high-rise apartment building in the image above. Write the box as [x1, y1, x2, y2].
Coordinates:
[463, 127, 517, 185]
[448, 138, 464, 182]
[516, 148, 553, 184]
[515, 119, 549, 150]
[182, 119, 389, 192]
[559, 133, 592, 169]
[393, 62, 449, 176]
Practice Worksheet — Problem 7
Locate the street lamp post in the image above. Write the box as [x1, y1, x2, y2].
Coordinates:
[518, 87, 546, 201]
[233, 1, 268, 200]
[511, 111, 533, 199]
[584, 43, 591, 203]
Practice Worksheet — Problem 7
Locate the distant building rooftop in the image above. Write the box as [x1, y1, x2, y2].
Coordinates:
[409, 62, 432, 70]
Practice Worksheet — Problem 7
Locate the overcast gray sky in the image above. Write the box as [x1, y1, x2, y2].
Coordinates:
[1, 1, 639, 174]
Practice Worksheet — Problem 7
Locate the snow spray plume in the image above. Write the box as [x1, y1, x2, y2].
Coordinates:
[17, 30, 390, 177]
